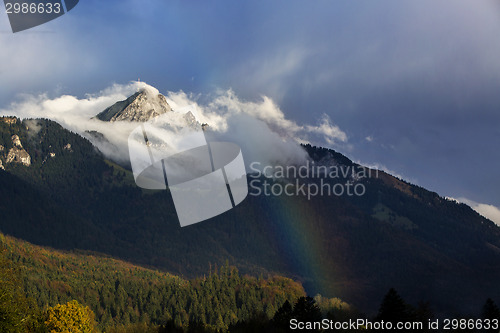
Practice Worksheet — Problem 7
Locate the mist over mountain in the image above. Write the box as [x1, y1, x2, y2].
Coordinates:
[1, 82, 348, 167]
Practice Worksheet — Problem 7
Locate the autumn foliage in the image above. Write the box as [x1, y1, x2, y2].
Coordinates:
[44, 300, 97, 333]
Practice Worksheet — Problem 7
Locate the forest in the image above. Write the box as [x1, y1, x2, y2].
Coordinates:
[1, 233, 499, 332]
[0, 232, 343, 332]
[1, 117, 500, 332]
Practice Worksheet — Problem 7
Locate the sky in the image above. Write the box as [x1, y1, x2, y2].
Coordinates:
[1, 0, 500, 223]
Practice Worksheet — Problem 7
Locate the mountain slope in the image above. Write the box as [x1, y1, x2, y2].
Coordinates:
[0, 117, 499, 316]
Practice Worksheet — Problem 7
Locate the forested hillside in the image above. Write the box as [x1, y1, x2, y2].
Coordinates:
[1, 116, 499, 316]
[2, 233, 499, 332]
[0, 233, 310, 331]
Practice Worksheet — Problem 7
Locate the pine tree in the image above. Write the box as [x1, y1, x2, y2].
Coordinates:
[376, 288, 412, 323]
[482, 298, 500, 320]
[292, 296, 322, 323]
[272, 300, 293, 330]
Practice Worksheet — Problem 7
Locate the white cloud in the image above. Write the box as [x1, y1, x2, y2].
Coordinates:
[0, 82, 347, 169]
[451, 197, 500, 227]
[166, 88, 348, 168]
[166, 88, 346, 146]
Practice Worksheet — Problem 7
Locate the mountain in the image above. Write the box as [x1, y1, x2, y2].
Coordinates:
[0, 115, 499, 318]
[95, 89, 172, 122]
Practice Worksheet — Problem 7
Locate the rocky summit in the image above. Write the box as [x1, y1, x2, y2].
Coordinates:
[95, 89, 172, 122]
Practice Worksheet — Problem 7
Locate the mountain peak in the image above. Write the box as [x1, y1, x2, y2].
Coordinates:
[95, 88, 172, 122]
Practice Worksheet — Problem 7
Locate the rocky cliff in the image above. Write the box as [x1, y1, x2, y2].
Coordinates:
[0, 131, 32, 167]
[6, 147, 31, 166]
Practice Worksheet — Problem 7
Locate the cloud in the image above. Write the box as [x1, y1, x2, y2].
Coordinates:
[193, 89, 345, 144]
[24, 119, 43, 138]
[166, 88, 346, 147]
[165, 88, 348, 168]
[305, 115, 347, 146]
[0, 82, 346, 169]
[451, 198, 500, 227]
